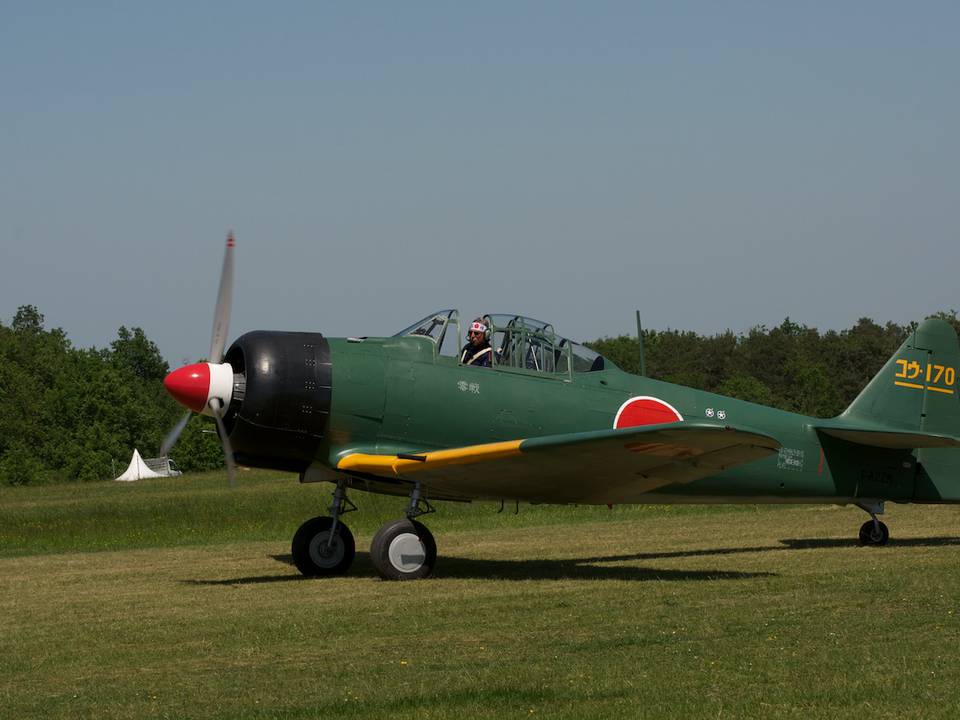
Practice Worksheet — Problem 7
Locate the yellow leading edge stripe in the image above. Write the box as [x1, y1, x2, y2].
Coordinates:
[337, 440, 523, 477]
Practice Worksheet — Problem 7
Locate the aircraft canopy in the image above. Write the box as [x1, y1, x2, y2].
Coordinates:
[393, 309, 613, 374]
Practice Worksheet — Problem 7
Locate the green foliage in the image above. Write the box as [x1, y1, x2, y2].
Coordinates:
[589, 314, 913, 417]
[174, 414, 229, 472]
[0, 305, 223, 485]
[110, 326, 169, 381]
[716, 375, 774, 405]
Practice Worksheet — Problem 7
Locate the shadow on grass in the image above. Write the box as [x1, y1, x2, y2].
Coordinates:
[780, 535, 960, 549]
[183, 551, 775, 585]
[181, 536, 960, 586]
[430, 555, 774, 582]
[581, 535, 960, 564]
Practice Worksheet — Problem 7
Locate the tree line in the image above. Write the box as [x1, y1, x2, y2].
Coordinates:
[0, 306, 222, 485]
[1, 305, 957, 485]
[588, 312, 960, 418]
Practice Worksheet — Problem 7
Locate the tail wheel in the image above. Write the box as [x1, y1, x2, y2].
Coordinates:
[370, 518, 437, 581]
[858, 519, 889, 546]
[291, 516, 356, 576]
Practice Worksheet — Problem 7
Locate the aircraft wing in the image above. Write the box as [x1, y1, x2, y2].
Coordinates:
[335, 422, 780, 504]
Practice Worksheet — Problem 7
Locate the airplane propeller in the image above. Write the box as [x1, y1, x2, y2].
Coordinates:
[208, 227, 234, 364]
[160, 232, 239, 486]
[159, 410, 190, 458]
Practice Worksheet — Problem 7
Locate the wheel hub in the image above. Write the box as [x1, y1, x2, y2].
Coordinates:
[309, 532, 345, 568]
[387, 532, 426, 572]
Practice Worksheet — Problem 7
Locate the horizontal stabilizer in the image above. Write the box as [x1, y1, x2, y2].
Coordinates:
[816, 426, 960, 449]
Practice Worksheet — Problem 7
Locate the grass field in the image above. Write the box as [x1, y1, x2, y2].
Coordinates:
[2, 472, 959, 719]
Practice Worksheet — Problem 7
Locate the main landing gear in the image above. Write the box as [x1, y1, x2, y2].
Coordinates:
[290, 480, 438, 580]
[856, 500, 889, 546]
[291, 481, 357, 576]
[369, 482, 437, 581]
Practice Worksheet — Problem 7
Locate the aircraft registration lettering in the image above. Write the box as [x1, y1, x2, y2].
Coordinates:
[894, 360, 956, 395]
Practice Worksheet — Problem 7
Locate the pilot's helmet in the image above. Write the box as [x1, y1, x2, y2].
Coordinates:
[468, 318, 489, 341]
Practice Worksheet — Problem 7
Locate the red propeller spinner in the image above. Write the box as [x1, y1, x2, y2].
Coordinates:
[163, 362, 234, 414]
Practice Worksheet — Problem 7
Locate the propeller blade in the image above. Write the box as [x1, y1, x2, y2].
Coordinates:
[209, 399, 237, 488]
[208, 231, 235, 363]
[160, 410, 192, 457]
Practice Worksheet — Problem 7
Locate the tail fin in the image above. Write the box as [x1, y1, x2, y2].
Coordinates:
[817, 318, 960, 501]
[838, 318, 960, 438]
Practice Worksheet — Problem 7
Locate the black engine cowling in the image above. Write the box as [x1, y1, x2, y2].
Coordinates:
[222, 331, 331, 472]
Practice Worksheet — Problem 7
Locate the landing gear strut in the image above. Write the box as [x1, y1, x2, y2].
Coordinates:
[291, 481, 357, 576]
[856, 500, 889, 546]
[370, 481, 438, 581]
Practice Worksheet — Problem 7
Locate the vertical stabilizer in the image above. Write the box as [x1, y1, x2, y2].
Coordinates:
[841, 318, 960, 436]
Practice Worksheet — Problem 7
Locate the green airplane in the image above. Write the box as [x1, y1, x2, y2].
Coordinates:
[163, 236, 960, 580]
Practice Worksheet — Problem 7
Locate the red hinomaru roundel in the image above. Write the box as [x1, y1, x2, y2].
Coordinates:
[613, 396, 684, 429]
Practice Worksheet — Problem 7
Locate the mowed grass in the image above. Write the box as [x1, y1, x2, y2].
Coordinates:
[0, 470, 749, 558]
[1, 473, 959, 719]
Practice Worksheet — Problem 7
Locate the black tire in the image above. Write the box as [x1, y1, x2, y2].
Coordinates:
[858, 519, 889, 546]
[370, 518, 437, 581]
[291, 516, 356, 576]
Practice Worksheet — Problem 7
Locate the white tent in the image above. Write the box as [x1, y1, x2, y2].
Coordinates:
[114, 449, 162, 482]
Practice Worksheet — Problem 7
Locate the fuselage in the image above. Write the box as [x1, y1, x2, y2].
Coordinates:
[320, 335, 922, 505]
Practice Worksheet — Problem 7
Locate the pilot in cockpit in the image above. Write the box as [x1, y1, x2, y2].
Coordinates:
[460, 318, 493, 368]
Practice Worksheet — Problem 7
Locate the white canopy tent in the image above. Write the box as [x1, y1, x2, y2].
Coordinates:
[114, 449, 162, 482]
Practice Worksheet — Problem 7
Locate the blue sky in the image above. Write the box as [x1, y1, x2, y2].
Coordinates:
[2, 2, 958, 364]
